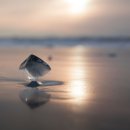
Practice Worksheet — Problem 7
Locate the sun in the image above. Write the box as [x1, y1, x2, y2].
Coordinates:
[65, 0, 90, 15]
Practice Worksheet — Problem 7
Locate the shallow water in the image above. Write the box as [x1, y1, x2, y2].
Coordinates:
[0, 45, 130, 130]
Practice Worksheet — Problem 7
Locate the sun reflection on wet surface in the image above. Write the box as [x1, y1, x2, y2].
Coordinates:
[68, 47, 88, 103]
[70, 80, 86, 102]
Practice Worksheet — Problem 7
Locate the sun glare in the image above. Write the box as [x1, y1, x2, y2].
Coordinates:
[65, 0, 90, 14]
[70, 80, 86, 100]
[68, 47, 88, 103]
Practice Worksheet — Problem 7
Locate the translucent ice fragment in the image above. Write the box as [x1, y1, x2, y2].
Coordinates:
[19, 54, 51, 81]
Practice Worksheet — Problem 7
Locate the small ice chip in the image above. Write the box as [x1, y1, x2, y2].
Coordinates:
[19, 54, 51, 81]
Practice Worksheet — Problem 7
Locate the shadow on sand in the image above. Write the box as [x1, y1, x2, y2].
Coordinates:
[0, 76, 64, 87]
[23, 80, 64, 87]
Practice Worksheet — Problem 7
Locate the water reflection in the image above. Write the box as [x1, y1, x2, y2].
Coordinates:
[68, 47, 88, 102]
[19, 87, 50, 109]
[70, 80, 86, 102]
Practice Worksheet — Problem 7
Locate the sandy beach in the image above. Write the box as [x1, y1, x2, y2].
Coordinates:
[0, 45, 130, 130]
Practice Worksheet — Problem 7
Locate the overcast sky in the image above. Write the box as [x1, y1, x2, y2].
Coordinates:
[0, 0, 129, 37]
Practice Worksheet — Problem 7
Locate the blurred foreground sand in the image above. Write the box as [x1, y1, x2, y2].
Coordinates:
[0, 45, 130, 130]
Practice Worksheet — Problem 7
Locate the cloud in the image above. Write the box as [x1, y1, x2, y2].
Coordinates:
[0, 0, 129, 37]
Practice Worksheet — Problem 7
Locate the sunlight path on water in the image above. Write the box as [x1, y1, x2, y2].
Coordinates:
[67, 46, 91, 104]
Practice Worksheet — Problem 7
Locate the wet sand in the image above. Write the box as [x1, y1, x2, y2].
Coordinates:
[0, 45, 130, 130]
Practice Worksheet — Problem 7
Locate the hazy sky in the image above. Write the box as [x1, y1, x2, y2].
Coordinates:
[0, 0, 129, 37]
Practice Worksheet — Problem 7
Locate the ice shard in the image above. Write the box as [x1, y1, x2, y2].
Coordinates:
[19, 54, 51, 81]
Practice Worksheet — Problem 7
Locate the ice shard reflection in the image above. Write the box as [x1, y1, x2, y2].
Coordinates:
[20, 87, 50, 109]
